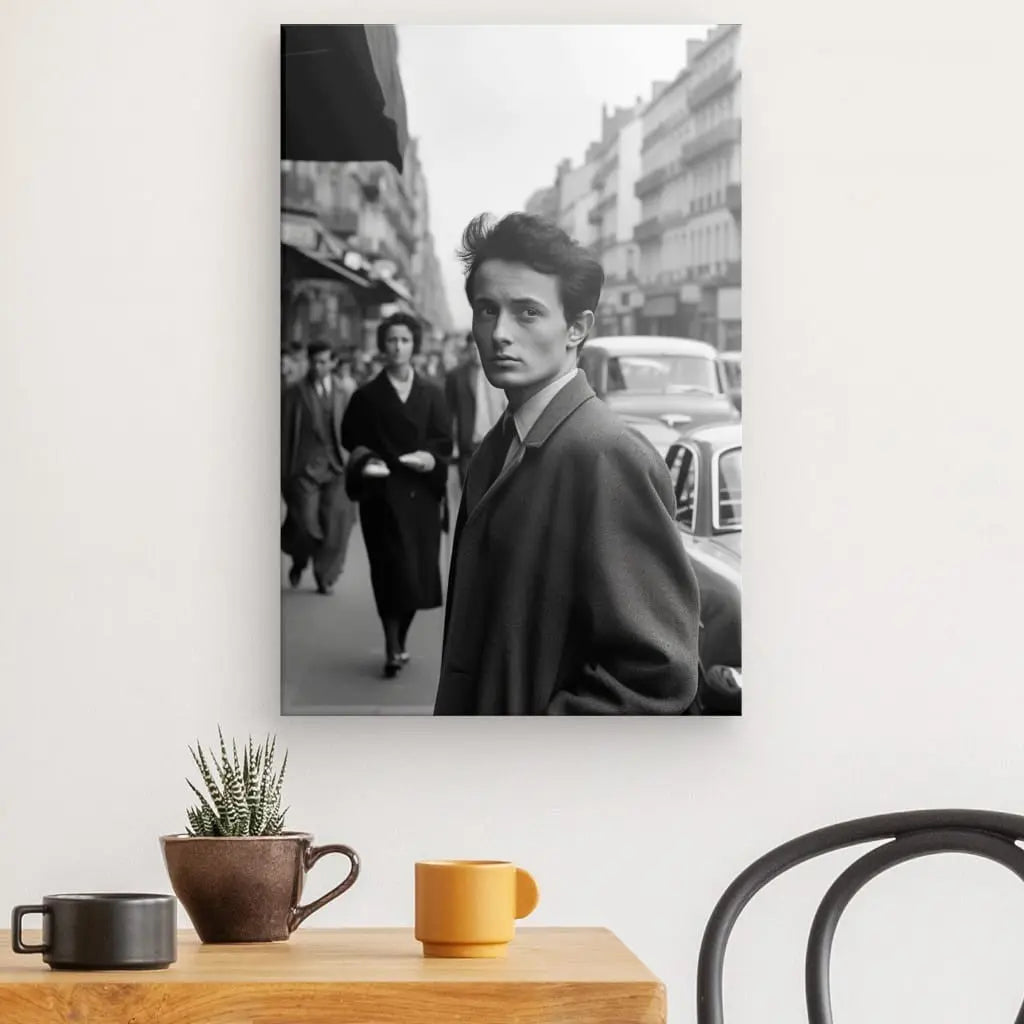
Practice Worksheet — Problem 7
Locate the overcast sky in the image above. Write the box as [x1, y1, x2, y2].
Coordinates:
[396, 24, 712, 331]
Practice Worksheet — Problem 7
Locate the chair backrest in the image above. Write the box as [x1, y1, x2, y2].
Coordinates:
[696, 809, 1024, 1023]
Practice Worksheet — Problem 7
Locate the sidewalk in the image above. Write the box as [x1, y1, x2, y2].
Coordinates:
[281, 469, 461, 715]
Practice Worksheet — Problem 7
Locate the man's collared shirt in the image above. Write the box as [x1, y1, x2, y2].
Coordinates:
[499, 367, 579, 476]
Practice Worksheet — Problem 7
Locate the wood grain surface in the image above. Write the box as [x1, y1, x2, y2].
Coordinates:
[0, 926, 666, 1023]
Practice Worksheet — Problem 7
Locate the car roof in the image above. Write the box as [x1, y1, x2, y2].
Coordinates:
[717, 350, 741, 362]
[680, 421, 742, 448]
[587, 335, 718, 357]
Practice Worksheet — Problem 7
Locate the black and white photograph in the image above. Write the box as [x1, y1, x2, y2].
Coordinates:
[280, 24, 743, 716]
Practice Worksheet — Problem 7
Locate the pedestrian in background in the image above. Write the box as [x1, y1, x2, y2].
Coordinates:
[281, 341, 357, 595]
[342, 313, 453, 678]
[333, 354, 358, 401]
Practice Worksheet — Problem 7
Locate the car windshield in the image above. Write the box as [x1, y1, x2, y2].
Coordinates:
[606, 354, 719, 395]
[715, 448, 742, 530]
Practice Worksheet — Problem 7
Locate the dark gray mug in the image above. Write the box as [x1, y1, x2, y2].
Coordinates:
[11, 893, 176, 970]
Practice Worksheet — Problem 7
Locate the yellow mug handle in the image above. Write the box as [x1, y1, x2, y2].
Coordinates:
[515, 867, 539, 919]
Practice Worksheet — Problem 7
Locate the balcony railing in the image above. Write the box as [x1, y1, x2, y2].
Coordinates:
[633, 216, 664, 243]
[726, 183, 741, 217]
[591, 153, 619, 191]
[634, 166, 668, 199]
[682, 118, 742, 165]
[687, 60, 737, 111]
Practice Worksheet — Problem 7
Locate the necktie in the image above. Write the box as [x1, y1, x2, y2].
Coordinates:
[482, 413, 517, 492]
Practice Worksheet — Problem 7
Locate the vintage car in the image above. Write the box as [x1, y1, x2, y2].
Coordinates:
[579, 335, 740, 432]
[665, 421, 742, 681]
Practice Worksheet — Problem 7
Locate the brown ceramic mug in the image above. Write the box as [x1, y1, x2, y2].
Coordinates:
[160, 832, 359, 943]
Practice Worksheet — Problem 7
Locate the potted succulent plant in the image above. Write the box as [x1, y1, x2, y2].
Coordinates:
[160, 729, 360, 943]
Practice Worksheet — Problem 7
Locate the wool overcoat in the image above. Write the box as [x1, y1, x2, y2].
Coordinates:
[434, 370, 700, 715]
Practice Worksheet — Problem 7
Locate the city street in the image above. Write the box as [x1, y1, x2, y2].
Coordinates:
[281, 470, 461, 715]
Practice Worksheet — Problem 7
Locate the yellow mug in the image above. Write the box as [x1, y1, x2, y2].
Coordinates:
[414, 860, 540, 958]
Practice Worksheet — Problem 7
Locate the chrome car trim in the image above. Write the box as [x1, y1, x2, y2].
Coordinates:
[711, 444, 742, 533]
[669, 442, 700, 535]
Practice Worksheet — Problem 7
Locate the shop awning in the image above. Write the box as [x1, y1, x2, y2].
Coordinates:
[282, 241, 417, 310]
[281, 25, 409, 171]
[281, 242, 370, 288]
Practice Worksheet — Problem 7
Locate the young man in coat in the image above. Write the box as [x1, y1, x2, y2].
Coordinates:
[433, 213, 701, 715]
[281, 341, 356, 595]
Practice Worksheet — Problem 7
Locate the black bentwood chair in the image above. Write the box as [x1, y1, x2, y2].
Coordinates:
[696, 809, 1024, 1023]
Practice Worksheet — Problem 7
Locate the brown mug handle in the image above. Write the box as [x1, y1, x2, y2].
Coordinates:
[288, 843, 360, 933]
[11, 905, 49, 954]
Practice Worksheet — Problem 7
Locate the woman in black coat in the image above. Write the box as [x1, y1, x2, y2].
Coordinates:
[341, 313, 453, 677]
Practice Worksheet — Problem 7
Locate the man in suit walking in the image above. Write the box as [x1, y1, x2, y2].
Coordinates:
[444, 333, 506, 486]
[434, 213, 700, 715]
[281, 341, 356, 595]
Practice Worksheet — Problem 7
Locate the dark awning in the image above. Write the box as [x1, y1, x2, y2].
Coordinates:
[281, 25, 409, 171]
[281, 242, 370, 289]
[282, 241, 415, 309]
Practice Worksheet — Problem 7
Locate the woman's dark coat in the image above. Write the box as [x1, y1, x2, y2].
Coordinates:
[341, 371, 452, 617]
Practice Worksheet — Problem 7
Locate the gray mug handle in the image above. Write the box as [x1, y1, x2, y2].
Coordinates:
[288, 843, 360, 932]
[11, 905, 48, 954]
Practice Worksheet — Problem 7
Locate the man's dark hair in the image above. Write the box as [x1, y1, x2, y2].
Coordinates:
[458, 213, 604, 326]
[307, 340, 332, 358]
[376, 312, 422, 354]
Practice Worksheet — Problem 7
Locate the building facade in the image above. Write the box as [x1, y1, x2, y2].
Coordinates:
[281, 143, 453, 360]
[523, 24, 741, 348]
[589, 103, 644, 336]
[524, 185, 559, 222]
[635, 70, 695, 337]
[683, 24, 742, 350]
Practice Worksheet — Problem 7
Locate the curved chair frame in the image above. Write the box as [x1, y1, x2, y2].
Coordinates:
[696, 809, 1024, 1023]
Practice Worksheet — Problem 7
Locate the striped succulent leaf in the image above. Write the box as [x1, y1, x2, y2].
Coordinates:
[189, 744, 220, 804]
[183, 732, 289, 837]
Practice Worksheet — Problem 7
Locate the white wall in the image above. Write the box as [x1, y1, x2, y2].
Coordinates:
[3, 3, 1024, 1022]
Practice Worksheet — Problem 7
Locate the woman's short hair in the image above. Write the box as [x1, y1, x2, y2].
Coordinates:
[376, 312, 422, 355]
[457, 213, 604, 325]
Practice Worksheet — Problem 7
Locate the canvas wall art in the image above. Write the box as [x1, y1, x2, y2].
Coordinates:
[280, 24, 742, 715]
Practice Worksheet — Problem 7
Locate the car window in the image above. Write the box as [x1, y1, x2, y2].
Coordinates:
[719, 359, 742, 389]
[715, 447, 742, 530]
[667, 444, 698, 532]
[606, 355, 719, 395]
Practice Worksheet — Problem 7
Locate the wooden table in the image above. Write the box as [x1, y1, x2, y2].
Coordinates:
[0, 927, 666, 1023]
